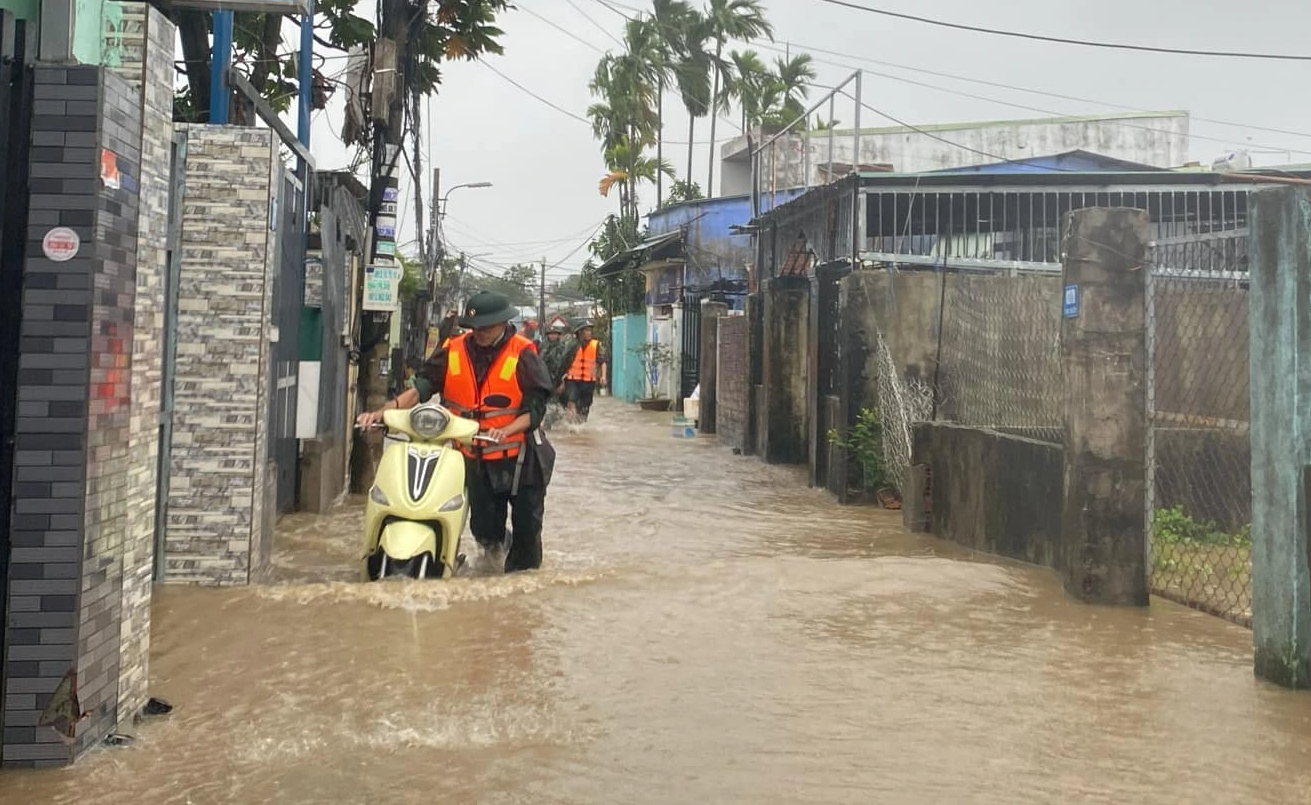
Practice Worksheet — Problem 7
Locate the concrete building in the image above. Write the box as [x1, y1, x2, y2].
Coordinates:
[601, 191, 804, 404]
[718, 111, 1191, 199]
[0, 0, 324, 766]
[0, 1, 175, 766]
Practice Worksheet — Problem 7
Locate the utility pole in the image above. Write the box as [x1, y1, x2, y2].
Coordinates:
[351, 3, 411, 493]
[539, 257, 547, 331]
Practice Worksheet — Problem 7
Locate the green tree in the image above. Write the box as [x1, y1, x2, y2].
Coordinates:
[671, 9, 716, 188]
[703, 0, 773, 194]
[661, 179, 704, 208]
[580, 215, 646, 327]
[172, 0, 509, 126]
[726, 49, 777, 131]
[465, 263, 537, 306]
[765, 53, 817, 129]
[648, 0, 696, 204]
[600, 141, 674, 224]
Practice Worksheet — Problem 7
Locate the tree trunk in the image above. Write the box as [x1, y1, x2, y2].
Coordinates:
[175, 10, 212, 122]
[656, 79, 664, 208]
[686, 114, 695, 190]
[706, 43, 722, 197]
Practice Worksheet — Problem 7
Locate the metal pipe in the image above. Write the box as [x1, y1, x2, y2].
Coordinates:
[210, 10, 233, 124]
[852, 70, 862, 175]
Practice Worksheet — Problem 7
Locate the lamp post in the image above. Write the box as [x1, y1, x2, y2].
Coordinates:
[440, 181, 494, 215]
[429, 179, 493, 310]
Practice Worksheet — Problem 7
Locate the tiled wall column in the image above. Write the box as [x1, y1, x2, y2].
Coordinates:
[106, 2, 173, 730]
[3, 64, 142, 767]
[165, 126, 278, 585]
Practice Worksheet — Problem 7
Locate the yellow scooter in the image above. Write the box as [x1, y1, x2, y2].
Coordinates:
[360, 400, 487, 580]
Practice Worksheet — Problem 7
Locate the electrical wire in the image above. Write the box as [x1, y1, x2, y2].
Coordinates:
[479, 60, 594, 125]
[521, 4, 607, 54]
[852, 98, 1075, 171]
[590, 1, 1311, 153]
[763, 39, 1311, 143]
[812, 0, 1311, 61]
[568, 0, 626, 48]
[744, 40, 1311, 160]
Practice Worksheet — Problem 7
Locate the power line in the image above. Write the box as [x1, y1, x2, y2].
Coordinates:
[588, 2, 1311, 148]
[856, 99, 1077, 171]
[764, 38, 1311, 145]
[479, 60, 593, 124]
[569, 0, 625, 48]
[812, 0, 1311, 62]
[521, 4, 607, 54]
[745, 40, 1311, 160]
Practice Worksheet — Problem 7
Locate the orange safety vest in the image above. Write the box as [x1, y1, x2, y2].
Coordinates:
[443, 333, 532, 462]
[566, 339, 600, 382]
[441, 337, 452, 350]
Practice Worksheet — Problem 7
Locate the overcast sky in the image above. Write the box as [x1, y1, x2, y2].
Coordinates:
[301, 0, 1311, 281]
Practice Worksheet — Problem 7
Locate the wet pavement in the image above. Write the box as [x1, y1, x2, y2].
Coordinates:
[6, 398, 1311, 803]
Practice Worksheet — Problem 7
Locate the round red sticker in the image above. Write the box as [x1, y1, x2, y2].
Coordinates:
[42, 227, 80, 262]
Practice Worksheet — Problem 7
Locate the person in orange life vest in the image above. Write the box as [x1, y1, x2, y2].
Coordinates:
[563, 320, 607, 422]
[356, 291, 554, 573]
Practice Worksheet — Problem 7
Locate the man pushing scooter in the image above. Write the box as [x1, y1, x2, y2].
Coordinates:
[357, 291, 555, 573]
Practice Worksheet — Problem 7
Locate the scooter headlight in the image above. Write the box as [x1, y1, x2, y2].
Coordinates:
[369, 485, 389, 506]
[438, 493, 464, 513]
[410, 406, 449, 440]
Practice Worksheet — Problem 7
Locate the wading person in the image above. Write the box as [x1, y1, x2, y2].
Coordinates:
[539, 321, 573, 429]
[356, 291, 555, 573]
[564, 320, 607, 423]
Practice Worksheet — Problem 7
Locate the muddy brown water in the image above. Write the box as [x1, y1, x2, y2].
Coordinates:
[6, 398, 1311, 804]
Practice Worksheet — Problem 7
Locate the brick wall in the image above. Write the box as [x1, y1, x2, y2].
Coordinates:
[165, 126, 278, 585]
[717, 316, 749, 453]
[3, 63, 147, 768]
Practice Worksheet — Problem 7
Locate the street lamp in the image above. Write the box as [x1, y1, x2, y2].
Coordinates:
[440, 181, 493, 216]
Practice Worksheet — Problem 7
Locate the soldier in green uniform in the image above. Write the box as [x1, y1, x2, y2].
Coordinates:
[539, 321, 573, 428]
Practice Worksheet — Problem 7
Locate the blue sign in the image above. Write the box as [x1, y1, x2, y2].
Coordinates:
[375, 224, 396, 239]
[383, 188, 399, 203]
[1063, 284, 1079, 318]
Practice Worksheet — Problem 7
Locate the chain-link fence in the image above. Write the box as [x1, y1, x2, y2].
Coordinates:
[1147, 233, 1252, 626]
[874, 329, 934, 492]
[936, 273, 1064, 444]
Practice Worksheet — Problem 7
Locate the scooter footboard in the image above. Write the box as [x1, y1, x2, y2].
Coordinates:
[379, 521, 439, 561]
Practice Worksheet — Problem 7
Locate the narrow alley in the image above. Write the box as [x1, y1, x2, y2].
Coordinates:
[6, 399, 1311, 804]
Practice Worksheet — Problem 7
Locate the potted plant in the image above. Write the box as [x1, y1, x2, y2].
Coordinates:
[630, 341, 675, 411]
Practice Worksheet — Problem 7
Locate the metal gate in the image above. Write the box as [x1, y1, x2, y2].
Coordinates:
[680, 289, 706, 402]
[269, 168, 305, 514]
[153, 131, 187, 581]
[0, 11, 35, 760]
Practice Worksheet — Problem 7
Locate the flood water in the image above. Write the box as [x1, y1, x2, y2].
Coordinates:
[6, 398, 1311, 803]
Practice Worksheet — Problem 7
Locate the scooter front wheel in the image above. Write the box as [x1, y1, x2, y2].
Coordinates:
[366, 548, 444, 580]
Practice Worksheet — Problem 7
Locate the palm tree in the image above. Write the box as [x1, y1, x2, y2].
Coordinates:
[726, 49, 774, 132]
[650, 0, 695, 206]
[600, 141, 675, 222]
[767, 53, 817, 129]
[703, 0, 773, 197]
[673, 9, 715, 190]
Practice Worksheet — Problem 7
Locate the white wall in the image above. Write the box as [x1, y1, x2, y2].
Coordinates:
[721, 113, 1192, 196]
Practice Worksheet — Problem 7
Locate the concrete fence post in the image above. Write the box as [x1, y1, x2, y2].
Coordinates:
[1249, 186, 1311, 689]
[761, 276, 810, 464]
[1059, 207, 1150, 606]
[699, 299, 729, 433]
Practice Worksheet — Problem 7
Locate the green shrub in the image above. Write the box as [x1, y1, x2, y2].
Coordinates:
[828, 408, 887, 491]
[1153, 505, 1251, 547]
